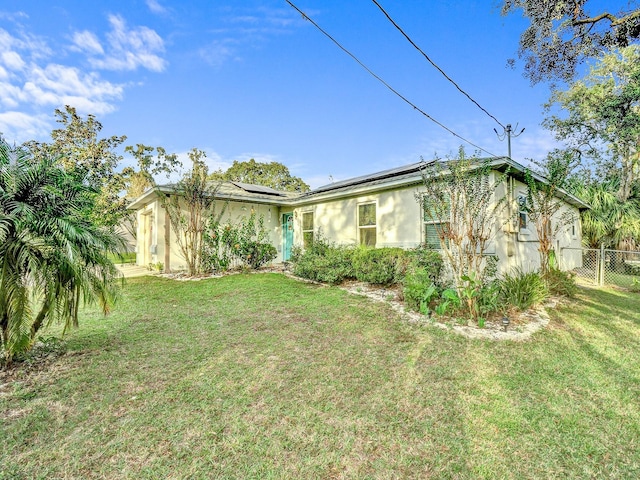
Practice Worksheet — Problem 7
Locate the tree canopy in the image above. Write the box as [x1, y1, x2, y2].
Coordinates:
[210, 159, 310, 192]
[544, 45, 640, 202]
[502, 0, 640, 84]
[25, 107, 182, 236]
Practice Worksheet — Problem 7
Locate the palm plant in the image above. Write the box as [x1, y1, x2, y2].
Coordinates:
[0, 141, 124, 363]
[570, 179, 640, 249]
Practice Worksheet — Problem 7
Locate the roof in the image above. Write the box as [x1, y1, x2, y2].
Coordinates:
[127, 157, 590, 211]
[127, 180, 297, 210]
[309, 161, 432, 194]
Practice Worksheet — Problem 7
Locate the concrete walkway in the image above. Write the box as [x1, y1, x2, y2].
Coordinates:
[116, 264, 150, 278]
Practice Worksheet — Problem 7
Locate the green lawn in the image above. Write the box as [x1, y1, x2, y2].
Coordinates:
[2, 274, 639, 479]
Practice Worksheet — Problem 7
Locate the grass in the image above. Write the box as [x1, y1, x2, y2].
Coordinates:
[2, 274, 640, 479]
[107, 251, 136, 264]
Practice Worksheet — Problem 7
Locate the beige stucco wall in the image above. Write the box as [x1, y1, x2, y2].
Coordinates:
[136, 197, 284, 271]
[290, 174, 583, 276]
[494, 177, 583, 274]
[134, 171, 584, 274]
[292, 185, 424, 249]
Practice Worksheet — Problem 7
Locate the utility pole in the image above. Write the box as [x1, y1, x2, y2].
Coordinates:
[494, 124, 525, 159]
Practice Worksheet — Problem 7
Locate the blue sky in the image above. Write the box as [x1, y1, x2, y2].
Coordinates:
[0, 0, 559, 188]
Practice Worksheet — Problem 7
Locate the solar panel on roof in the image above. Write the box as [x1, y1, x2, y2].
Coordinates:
[312, 160, 432, 194]
[230, 182, 286, 196]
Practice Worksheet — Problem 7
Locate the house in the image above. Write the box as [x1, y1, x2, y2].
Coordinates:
[127, 157, 589, 274]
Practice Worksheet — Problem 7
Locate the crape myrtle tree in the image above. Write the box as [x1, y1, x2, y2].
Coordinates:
[417, 148, 507, 318]
[502, 0, 640, 84]
[0, 140, 124, 363]
[524, 150, 578, 276]
[121, 144, 182, 239]
[162, 148, 225, 276]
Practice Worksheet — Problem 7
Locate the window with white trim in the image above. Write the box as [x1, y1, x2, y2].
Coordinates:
[358, 202, 376, 247]
[302, 211, 314, 248]
[423, 196, 450, 249]
[517, 194, 528, 230]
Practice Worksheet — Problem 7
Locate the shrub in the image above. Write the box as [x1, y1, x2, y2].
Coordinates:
[291, 234, 354, 284]
[203, 211, 277, 271]
[244, 242, 278, 269]
[352, 247, 405, 285]
[404, 268, 438, 312]
[543, 268, 577, 298]
[500, 268, 548, 311]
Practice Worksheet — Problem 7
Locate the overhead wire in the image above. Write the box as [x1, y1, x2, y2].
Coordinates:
[284, 0, 500, 158]
[370, 0, 506, 130]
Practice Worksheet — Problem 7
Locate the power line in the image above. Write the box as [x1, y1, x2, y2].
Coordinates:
[371, 0, 506, 130]
[284, 0, 500, 158]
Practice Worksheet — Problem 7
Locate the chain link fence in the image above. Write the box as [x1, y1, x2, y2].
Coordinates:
[561, 247, 640, 288]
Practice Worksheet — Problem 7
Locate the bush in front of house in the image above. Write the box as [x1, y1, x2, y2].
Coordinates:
[203, 211, 278, 271]
[499, 268, 549, 311]
[403, 268, 439, 313]
[543, 267, 577, 298]
[401, 246, 445, 313]
[291, 234, 355, 284]
[352, 247, 406, 285]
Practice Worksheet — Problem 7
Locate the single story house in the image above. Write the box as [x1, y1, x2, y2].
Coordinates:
[127, 157, 589, 274]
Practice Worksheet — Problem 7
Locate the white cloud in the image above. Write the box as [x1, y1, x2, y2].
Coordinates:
[198, 39, 238, 67]
[2, 51, 26, 71]
[0, 11, 28, 22]
[0, 14, 167, 143]
[146, 0, 167, 15]
[71, 30, 104, 55]
[23, 64, 124, 114]
[0, 111, 50, 143]
[0, 81, 26, 108]
[85, 15, 166, 72]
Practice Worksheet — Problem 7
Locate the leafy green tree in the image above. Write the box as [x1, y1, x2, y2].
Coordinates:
[544, 45, 640, 202]
[26, 108, 182, 239]
[0, 140, 124, 363]
[502, 0, 640, 84]
[121, 144, 182, 239]
[524, 150, 578, 275]
[26, 106, 128, 229]
[210, 158, 310, 192]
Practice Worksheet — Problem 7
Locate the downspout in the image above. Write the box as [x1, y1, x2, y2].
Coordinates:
[164, 208, 171, 273]
[507, 176, 516, 264]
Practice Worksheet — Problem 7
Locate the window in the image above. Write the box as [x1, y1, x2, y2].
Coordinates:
[302, 211, 314, 248]
[423, 196, 450, 249]
[517, 194, 528, 230]
[358, 203, 376, 247]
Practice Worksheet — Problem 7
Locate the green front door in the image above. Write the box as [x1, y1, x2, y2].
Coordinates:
[283, 213, 294, 261]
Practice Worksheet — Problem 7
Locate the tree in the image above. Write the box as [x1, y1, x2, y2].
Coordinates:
[568, 178, 640, 249]
[121, 144, 181, 239]
[25, 106, 128, 229]
[502, 1, 640, 84]
[417, 148, 507, 320]
[544, 45, 640, 202]
[0, 140, 124, 363]
[162, 149, 225, 276]
[524, 150, 578, 276]
[210, 159, 310, 192]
